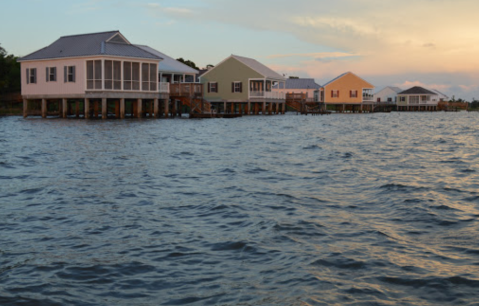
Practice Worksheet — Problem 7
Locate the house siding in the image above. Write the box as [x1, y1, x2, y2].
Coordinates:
[374, 88, 399, 103]
[322, 73, 374, 104]
[21, 58, 86, 97]
[201, 57, 263, 102]
[21, 56, 160, 98]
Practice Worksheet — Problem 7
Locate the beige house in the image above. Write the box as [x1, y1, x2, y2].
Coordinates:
[200, 55, 286, 115]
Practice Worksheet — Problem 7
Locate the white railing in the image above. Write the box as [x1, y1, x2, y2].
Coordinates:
[363, 95, 374, 101]
[249, 91, 285, 100]
[159, 82, 170, 93]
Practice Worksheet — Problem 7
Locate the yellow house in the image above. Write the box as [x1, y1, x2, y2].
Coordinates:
[320, 72, 374, 105]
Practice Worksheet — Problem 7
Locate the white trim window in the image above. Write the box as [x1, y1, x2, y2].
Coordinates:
[232, 81, 242, 93]
[208, 82, 218, 93]
[46, 67, 56, 82]
[26, 68, 37, 84]
[64, 66, 76, 83]
[86, 61, 101, 89]
[350, 90, 358, 98]
[331, 90, 339, 98]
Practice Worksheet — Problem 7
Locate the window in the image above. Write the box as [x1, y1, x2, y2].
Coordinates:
[410, 96, 419, 104]
[387, 97, 392, 102]
[400, 96, 406, 102]
[46, 67, 56, 82]
[266, 80, 272, 92]
[26, 68, 37, 84]
[331, 90, 339, 98]
[105, 60, 122, 90]
[232, 82, 242, 93]
[141, 63, 158, 91]
[208, 82, 218, 93]
[86, 61, 101, 89]
[350, 90, 358, 98]
[123, 62, 140, 90]
[64, 66, 76, 83]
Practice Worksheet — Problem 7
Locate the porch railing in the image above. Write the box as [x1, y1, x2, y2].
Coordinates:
[363, 94, 374, 101]
[170, 83, 203, 97]
[250, 91, 285, 100]
[159, 82, 170, 93]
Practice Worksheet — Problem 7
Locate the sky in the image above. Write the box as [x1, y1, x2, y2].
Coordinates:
[1, 0, 478, 100]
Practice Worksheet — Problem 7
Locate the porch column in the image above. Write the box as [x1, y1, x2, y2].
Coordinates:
[102, 98, 107, 119]
[154, 98, 159, 118]
[85, 98, 90, 119]
[62, 99, 68, 118]
[137, 98, 142, 118]
[23, 99, 28, 118]
[120, 98, 125, 119]
[41, 99, 47, 118]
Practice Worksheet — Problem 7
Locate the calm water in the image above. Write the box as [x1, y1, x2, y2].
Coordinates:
[1, 112, 479, 306]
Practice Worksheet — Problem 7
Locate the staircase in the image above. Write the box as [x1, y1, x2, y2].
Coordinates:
[177, 97, 212, 114]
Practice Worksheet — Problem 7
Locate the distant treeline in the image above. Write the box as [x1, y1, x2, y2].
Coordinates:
[0, 45, 21, 94]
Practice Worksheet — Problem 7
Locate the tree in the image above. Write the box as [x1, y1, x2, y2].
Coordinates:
[0, 45, 21, 93]
[176, 57, 199, 70]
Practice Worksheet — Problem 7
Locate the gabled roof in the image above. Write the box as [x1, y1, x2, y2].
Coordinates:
[19, 31, 162, 61]
[431, 89, 449, 99]
[375, 86, 402, 95]
[398, 86, 437, 95]
[273, 78, 321, 89]
[201, 54, 286, 80]
[135, 45, 198, 74]
[321, 72, 374, 89]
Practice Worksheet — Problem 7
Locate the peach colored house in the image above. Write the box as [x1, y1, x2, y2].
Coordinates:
[19, 31, 164, 119]
[320, 72, 374, 112]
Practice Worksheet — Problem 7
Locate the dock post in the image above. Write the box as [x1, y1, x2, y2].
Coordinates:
[154, 98, 159, 118]
[223, 101, 227, 114]
[102, 98, 107, 119]
[269, 102, 273, 115]
[164, 99, 169, 118]
[94, 100, 99, 118]
[115, 100, 120, 118]
[62, 99, 67, 118]
[75, 101, 80, 118]
[262, 102, 266, 115]
[23, 99, 28, 118]
[41, 99, 47, 118]
[247, 100, 251, 115]
[120, 98, 125, 119]
[85, 98, 90, 119]
[137, 99, 142, 118]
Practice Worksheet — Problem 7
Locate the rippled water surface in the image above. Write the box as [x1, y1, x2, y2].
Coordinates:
[1, 112, 479, 305]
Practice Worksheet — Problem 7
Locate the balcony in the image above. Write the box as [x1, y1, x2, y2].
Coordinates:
[159, 82, 170, 93]
[170, 83, 203, 97]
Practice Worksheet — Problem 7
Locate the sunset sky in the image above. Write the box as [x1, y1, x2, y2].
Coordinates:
[2, 0, 478, 100]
